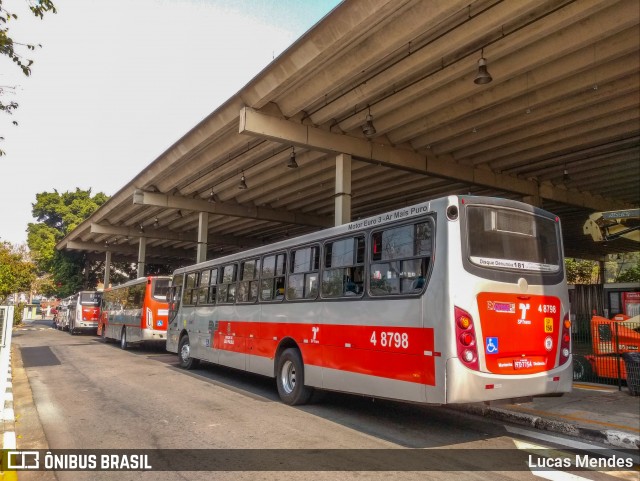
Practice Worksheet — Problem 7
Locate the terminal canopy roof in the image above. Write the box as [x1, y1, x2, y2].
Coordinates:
[57, 0, 640, 266]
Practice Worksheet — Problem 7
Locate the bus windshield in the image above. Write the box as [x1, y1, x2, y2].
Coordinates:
[79, 292, 101, 305]
[466, 205, 561, 273]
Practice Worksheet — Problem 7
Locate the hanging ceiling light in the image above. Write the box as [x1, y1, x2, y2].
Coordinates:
[153, 217, 159, 228]
[362, 107, 376, 137]
[208, 188, 218, 203]
[287, 147, 298, 168]
[238, 171, 248, 190]
[474, 50, 492, 85]
[563, 168, 570, 182]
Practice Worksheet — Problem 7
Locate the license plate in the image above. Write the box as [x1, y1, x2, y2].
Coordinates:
[513, 358, 533, 370]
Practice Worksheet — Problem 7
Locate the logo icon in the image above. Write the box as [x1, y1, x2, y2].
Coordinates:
[485, 337, 499, 354]
[7, 451, 40, 469]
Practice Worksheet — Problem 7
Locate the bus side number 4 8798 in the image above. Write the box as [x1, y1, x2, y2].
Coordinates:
[370, 331, 409, 349]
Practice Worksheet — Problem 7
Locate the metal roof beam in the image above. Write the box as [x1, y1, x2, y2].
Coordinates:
[64, 240, 195, 262]
[239, 107, 629, 211]
[132, 190, 333, 228]
[89, 223, 263, 248]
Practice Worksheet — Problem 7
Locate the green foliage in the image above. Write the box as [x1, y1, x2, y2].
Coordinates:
[0, 0, 57, 155]
[617, 263, 640, 283]
[565, 258, 599, 284]
[0, 240, 36, 304]
[27, 188, 109, 296]
[31, 188, 107, 235]
[13, 302, 24, 325]
[604, 252, 640, 283]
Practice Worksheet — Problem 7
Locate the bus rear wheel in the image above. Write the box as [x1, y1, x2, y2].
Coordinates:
[178, 335, 200, 370]
[120, 328, 128, 350]
[276, 348, 312, 405]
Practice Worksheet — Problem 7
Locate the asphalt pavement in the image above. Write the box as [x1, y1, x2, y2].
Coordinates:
[4, 318, 640, 452]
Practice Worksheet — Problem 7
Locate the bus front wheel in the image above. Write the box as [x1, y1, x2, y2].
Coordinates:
[276, 348, 312, 406]
[178, 335, 200, 370]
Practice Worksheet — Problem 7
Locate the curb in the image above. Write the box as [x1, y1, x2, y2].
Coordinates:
[456, 402, 640, 450]
[1, 350, 18, 481]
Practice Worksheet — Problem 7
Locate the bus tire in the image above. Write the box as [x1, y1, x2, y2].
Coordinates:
[120, 328, 128, 350]
[178, 335, 200, 370]
[276, 348, 313, 406]
[573, 355, 593, 382]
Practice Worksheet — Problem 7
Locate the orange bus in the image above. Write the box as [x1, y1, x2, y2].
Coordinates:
[99, 276, 171, 349]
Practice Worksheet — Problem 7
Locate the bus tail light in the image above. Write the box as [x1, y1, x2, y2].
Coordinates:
[559, 313, 571, 365]
[455, 306, 479, 371]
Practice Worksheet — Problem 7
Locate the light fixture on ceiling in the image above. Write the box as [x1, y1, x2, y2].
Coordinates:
[362, 107, 376, 137]
[563, 168, 570, 182]
[238, 171, 248, 190]
[474, 49, 492, 85]
[287, 147, 298, 168]
[153, 217, 159, 228]
[139, 224, 144, 233]
[208, 188, 219, 203]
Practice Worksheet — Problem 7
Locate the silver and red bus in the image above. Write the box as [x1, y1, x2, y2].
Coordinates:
[100, 276, 171, 349]
[167, 195, 572, 405]
[68, 290, 102, 335]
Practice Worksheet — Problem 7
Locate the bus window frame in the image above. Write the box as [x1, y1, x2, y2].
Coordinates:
[286, 244, 320, 301]
[320, 234, 365, 299]
[367, 217, 435, 299]
[237, 258, 260, 304]
[260, 251, 287, 303]
[217, 263, 238, 305]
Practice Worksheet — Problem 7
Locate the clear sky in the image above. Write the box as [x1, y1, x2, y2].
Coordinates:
[0, 0, 341, 246]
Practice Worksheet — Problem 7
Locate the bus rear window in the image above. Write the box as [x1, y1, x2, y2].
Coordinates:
[153, 278, 170, 300]
[79, 292, 101, 305]
[466, 205, 560, 272]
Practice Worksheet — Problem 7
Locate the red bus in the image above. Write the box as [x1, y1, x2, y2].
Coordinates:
[100, 276, 171, 349]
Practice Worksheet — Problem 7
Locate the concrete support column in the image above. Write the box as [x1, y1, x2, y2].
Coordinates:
[335, 153, 352, 226]
[104, 251, 111, 289]
[197, 212, 209, 264]
[137, 237, 146, 278]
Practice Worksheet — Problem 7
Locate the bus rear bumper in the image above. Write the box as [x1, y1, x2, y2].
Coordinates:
[141, 329, 167, 342]
[445, 357, 572, 404]
[75, 321, 98, 332]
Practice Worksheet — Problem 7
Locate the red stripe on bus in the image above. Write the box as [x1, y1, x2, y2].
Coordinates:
[211, 321, 436, 385]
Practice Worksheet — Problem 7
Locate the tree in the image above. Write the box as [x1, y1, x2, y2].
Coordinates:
[0, 239, 36, 304]
[27, 188, 110, 296]
[0, 0, 57, 155]
[565, 258, 599, 284]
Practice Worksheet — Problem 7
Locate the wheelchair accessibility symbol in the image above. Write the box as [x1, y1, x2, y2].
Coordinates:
[485, 337, 499, 354]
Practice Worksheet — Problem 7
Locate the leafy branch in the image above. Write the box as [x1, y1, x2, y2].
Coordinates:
[0, 0, 57, 155]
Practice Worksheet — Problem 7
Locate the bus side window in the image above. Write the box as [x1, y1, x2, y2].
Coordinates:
[260, 253, 286, 301]
[369, 221, 433, 296]
[208, 268, 218, 304]
[183, 272, 198, 305]
[198, 269, 211, 304]
[217, 264, 237, 304]
[321, 236, 364, 298]
[238, 259, 260, 303]
[287, 246, 319, 300]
